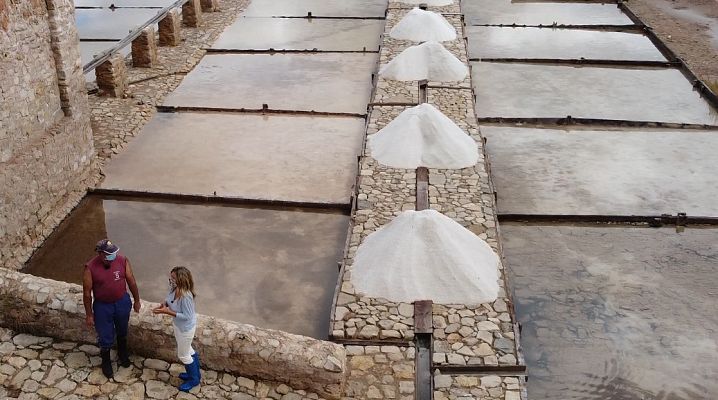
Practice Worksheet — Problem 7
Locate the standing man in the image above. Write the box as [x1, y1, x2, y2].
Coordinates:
[83, 239, 142, 378]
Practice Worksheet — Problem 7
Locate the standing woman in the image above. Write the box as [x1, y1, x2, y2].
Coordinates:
[152, 266, 200, 392]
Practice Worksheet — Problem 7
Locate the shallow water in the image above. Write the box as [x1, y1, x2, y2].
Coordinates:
[472, 62, 718, 125]
[101, 112, 365, 204]
[502, 224, 718, 400]
[75, 8, 159, 40]
[23, 196, 349, 339]
[466, 26, 666, 61]
[74, 0, 174, 8]
[163, 53, 378, 114]
[482, 126, 718, 216]
[212, 18, 384, 52]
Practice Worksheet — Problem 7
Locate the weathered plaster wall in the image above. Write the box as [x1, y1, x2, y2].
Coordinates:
[0, 0, 96, 270]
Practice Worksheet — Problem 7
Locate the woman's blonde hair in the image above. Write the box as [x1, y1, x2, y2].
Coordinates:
[171, 266, 196, 299]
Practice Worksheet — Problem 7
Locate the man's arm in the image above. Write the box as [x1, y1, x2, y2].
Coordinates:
[82, 267, 94, 328]
[125, 259, 141, 313]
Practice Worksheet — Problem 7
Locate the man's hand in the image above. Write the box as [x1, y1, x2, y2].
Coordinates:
[133, 301, 141, 313]
[85, 314, 94, 329]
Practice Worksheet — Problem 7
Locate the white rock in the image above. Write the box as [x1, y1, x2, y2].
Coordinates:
[379, 41, 467, 82]
[390, 8, 456, 42]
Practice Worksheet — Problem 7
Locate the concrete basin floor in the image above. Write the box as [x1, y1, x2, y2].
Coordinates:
[466, 26, 666, 61]
[472, 62, 718, 125]
[23, 196, 349, 339]
[461, 0, 633, 26]
[502, 223, 718, 400]
[162, 53, 378, 115]
[482, 126, 718, 216]
[212, 18, 384, 52]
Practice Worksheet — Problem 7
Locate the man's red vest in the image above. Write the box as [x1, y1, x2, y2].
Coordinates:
[86, 254, 128, 303]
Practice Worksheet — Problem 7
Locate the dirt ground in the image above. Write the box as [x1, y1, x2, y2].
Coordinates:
[626, 0, 718, 91]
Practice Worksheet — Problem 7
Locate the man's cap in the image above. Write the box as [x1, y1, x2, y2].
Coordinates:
[95, 239, 119, 254]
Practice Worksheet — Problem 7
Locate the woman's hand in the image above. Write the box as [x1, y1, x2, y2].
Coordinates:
[152, 305, 171, 315]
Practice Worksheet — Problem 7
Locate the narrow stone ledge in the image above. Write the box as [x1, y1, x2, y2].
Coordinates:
[0, 268, 346, 399]
[344, 346, 416, 400]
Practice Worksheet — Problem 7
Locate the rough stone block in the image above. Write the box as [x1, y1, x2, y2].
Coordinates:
[200, 0, 220, 12]
[95, 53, 128, 97]
[182, 0, 202, 27]
[132, 26, 158, 68]
[158, 8, 181, 46]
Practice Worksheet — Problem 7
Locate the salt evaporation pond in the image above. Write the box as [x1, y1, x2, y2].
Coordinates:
[23, 196, 349, 339]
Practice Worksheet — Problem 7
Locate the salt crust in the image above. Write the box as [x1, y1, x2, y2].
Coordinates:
[368, 103, 478, 169]
[351, 209, 500, 304]
[390, 8, 457, 42]
[379, 41, 467, 81]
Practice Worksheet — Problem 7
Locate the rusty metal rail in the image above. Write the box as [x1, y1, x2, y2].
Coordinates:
[82, 0, 189, 74]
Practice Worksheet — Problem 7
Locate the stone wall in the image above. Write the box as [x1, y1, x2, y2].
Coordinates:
[0, 0, 97, 270]
[0, 268, 347, 399]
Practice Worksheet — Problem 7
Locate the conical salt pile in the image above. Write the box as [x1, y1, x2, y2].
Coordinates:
[351, 210, 501, 304]
[398, 0, 454, 6]
[379, 41, 467, 81]
[390, 8, 457, 42]
[368, 103, 478, 169]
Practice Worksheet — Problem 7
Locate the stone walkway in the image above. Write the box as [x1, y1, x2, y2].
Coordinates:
[0, 328, 324, 400]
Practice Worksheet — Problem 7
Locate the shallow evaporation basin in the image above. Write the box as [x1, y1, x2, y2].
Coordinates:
[212, 18, 384, 52]
[240, 0, 389, 18]
[482, 126, 718, 216]
[23, 195, 350, 339]
[472, 62, 718, 126]
[501, 222, 718, 399]
[75, 8, 160, 40]
[74, 0, 175, 8]
[461, 0, 634, 26]
[466, 26, 667, 62]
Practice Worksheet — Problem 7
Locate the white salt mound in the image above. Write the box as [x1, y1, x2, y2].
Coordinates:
[368, 103, 478, 169]
[390, 8, 457, 42]
[379, 41, 467, 82]
[398, 0, 454, 6]
[351, 209, 500, 304]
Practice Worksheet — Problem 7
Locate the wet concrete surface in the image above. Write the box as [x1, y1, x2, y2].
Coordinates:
[461, 0, 633, 26]
[74, 0, 174, 8]
[75, 8, 159, 40]
[502, 223, 718, 400]
[241, 0, 388, 18]
[482, 126, 718, 216]
[472, 63, 718, 125]
[100, 112, 365, 204]
[212, 18, 384, 52]
[23, 195, 349, 339]
[163, 53, 377, 115]
[466, 27, 666, 61]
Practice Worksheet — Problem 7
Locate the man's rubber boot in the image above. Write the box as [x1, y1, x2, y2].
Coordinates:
[117, 336, 131, 368]
[100, 348, 114, 378]
[179, 353, 199, 380]
[178, 355, 201, 392]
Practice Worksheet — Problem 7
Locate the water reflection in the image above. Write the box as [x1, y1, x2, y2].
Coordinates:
[24, 196, 349, 339]
[502, 223, 718, 399]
